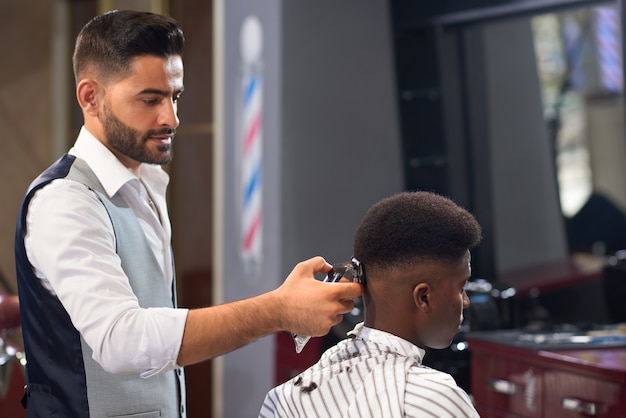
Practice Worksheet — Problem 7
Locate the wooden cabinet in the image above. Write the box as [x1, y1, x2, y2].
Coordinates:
[0, 359, 26, 418]
[467, 337, 626, 417]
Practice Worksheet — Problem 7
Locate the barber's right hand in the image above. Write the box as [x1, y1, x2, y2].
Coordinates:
[273, 256, 363, 337]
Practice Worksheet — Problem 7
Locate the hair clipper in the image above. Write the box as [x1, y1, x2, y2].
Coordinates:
[291, 258, 364, 353]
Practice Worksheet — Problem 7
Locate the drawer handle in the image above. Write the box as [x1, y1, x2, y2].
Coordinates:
[486, 378, 516, 395]
[561, 397, 598, 416]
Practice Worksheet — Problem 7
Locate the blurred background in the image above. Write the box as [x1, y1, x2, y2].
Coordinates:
[2, 0, 626, 417]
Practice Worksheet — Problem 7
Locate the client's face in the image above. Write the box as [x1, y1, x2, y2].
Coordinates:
[418, 251, 471, 349]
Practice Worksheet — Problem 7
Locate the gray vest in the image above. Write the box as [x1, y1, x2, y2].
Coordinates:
[17, 155, 186, 418]
[70, 158, 187, 418]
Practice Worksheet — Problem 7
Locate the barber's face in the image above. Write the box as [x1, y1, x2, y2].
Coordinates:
[99, 55, 184, 169]
[419, 251, 471, 349]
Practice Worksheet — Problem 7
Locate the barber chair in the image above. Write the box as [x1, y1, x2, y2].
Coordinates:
[0, 294, 26, 417]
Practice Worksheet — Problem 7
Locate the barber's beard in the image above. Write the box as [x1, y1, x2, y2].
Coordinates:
[101, 105, 174, 165]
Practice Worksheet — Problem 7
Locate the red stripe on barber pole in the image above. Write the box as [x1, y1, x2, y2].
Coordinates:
[244, 112, 262, 155]
[243, 211, 262, 250]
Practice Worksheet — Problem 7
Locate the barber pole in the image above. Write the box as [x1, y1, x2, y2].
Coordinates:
[239, 16, 264, 277]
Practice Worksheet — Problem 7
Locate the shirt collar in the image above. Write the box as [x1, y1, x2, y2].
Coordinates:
[68, 126, 169, 198]
[350, 322, 426, 362]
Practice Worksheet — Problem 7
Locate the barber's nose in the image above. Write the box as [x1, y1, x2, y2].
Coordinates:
[160, 99, 179, 128]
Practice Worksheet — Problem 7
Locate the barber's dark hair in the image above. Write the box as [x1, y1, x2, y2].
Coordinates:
[353, 191, 482, 271]
[72, 9, 184, 84]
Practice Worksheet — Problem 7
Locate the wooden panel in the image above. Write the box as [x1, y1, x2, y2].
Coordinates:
[540, 348, 626, 384]
[508, 362, 543, 418]
[468, 336, 626, 417]
[471, 351, 513, 415]
[178, 270, 213, 417]
[543, 370, 625, 417]
[0, 361, 26, 418]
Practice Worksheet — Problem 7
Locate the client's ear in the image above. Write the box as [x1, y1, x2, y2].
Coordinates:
[412, 283, 431, 312]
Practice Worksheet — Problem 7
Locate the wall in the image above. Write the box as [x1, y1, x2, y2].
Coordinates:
[0, 2, 55, 294]
[281, 0, 404, 270]
[213, 0, 403, 416]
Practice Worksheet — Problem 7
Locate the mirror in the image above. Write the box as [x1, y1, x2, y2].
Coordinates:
[531, 5, 626, 256]
[439, 1, 626, 277]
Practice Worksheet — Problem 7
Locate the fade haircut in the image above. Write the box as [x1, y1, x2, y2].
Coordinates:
[353, 191, 482, 273]
[72, 9, 184, 85]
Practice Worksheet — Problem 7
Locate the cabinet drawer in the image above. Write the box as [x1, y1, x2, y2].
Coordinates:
[471, 352, 543, 417]
[543, 370, 626, 417]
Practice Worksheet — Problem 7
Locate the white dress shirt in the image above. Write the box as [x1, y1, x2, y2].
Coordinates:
[260, 323, 480, 417]
[24, 127, 188, 378]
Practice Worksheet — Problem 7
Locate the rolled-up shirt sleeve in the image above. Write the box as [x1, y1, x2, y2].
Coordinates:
[25, 179, 188, 377]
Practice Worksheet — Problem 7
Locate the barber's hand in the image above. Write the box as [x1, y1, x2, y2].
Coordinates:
[273, 256, 363, 337]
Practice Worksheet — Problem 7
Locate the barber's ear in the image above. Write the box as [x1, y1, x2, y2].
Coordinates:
[76, 79, 101, 116]
[412, 283, 431, 312]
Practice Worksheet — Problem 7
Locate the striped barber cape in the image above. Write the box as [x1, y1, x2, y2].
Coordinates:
[259, 323, 480, 418]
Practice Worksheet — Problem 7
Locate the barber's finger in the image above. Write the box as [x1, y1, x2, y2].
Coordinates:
[294, 256, 333, 276]
[339, 298, 356, 314]
[330, 282, 363, 300]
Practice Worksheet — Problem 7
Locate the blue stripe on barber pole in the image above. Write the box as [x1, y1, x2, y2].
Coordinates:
[244, 162, 261, 208]
[244, 76, 258, 107]
[596, 7, 623, 92]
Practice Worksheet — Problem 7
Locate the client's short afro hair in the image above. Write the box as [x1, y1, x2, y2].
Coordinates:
[353, 191, 482, 271]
